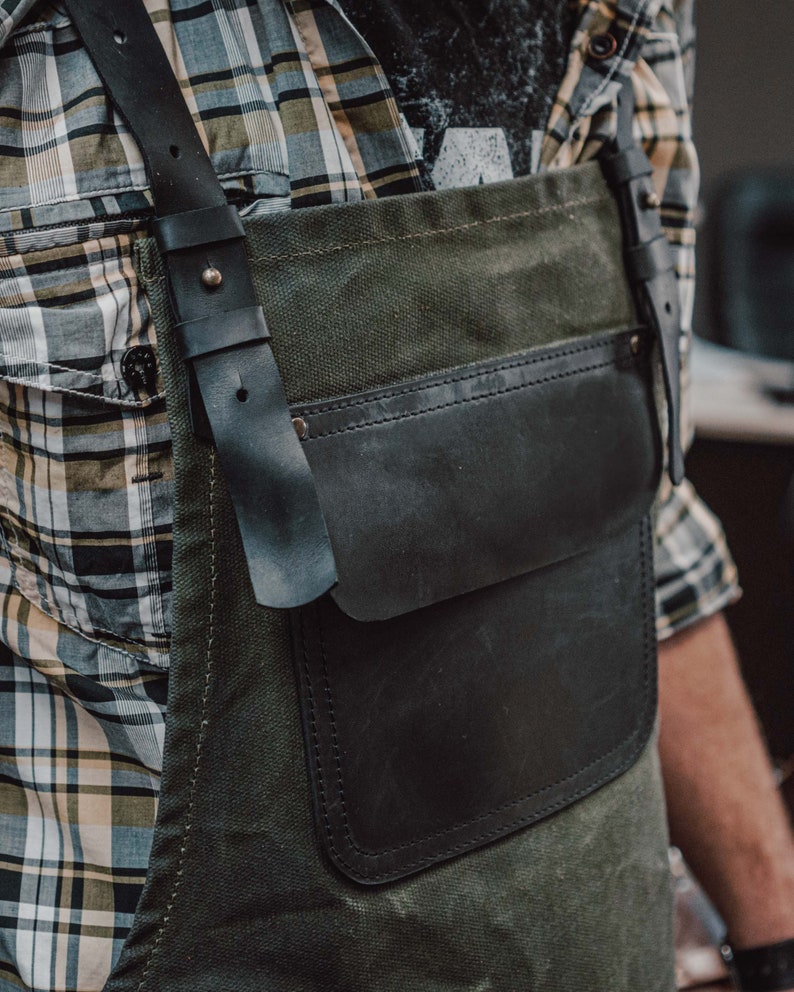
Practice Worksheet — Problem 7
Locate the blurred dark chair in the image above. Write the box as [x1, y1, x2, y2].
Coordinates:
[710, 171, 794, 361]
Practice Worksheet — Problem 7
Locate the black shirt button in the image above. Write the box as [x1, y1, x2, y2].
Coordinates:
[588, 33, 618, 59]
[120, 345, 158, 391]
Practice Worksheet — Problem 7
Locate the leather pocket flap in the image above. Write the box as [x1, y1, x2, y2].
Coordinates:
[292, 328, 662, 622]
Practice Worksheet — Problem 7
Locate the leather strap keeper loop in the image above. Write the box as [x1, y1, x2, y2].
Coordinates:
[600, 146, 654, 187]
[153, 204, 245, 254]
[625, 236, 676, 283]
[175, 306, 271, 362]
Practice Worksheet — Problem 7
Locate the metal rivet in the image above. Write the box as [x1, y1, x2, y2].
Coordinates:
[201, 265, 223, 289]
[587, 33, 617, 60]
[630, 334, 641, 355]
[292, 416, 308, 440]
[642, 190, 661, 210]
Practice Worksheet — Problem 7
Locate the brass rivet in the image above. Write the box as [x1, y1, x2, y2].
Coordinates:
[201, 265, 223, 289]
[630, 334, 641, 355]
[292, 416, 308, 440]
[642, 190, 661, 210]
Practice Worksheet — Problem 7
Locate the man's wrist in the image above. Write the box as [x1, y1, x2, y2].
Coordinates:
[721, 937, 794, 992]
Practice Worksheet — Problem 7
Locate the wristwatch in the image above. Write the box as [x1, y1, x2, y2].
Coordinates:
[721, 938, 794, 991]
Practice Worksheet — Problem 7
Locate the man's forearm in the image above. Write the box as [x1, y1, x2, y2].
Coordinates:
[658, 611, 794, 959]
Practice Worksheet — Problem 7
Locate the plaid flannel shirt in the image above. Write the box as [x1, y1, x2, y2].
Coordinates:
[0, 0, 738, 988]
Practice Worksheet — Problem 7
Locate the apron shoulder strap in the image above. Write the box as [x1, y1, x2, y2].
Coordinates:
[602, 82, 685, 484]
[62, 0, 338, 608]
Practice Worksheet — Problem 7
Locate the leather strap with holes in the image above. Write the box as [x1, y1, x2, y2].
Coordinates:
[62, 0, 337, 609]
[600, 83, 685, 485]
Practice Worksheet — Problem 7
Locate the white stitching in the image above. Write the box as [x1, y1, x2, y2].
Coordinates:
[579, 0, 652, 119]
[137, 449, 217, 990]
[0, 372, 163, 408]
[0, 351, 105, 380]
[249, 194, 609, 263]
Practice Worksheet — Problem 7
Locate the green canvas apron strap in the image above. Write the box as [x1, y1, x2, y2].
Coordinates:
[62, 0, 338, 610]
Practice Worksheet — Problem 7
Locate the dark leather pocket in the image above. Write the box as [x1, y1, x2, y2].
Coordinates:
[291, 327, 662, 884]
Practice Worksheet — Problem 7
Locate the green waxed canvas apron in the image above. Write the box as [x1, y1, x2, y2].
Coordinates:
[95, 160, 675, 992]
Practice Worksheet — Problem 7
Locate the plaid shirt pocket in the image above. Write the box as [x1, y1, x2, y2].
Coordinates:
[0, 233, 173, 665]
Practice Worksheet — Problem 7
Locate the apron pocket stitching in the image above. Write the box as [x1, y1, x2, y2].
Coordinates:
[304, 355, 620, 440]
[296, 331, 634, 417]
[309, 523, 654, 859]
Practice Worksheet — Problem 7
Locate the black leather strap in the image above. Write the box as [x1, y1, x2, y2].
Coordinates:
[175, 307, 271, 362]
[153, 205, 245, 254]
[625, 236, 678, 284]
[601, 145, 654, 187]
[601, 83, 685, 485]
[62, 0, 337, 609]
[722, 938, 794, 992]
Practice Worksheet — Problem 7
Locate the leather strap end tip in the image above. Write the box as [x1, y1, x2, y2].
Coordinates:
[668, 449, 685, 486]
[669, 462, 686, 486]
[251, 560, 338, 611]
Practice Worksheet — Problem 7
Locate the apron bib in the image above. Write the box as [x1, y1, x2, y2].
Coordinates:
[105, 161, 675, 991]
[61, 2, 678, 988]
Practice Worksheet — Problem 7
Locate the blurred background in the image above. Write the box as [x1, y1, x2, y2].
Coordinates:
[675, 4, 793, 988]
[688, 0, 794, 771]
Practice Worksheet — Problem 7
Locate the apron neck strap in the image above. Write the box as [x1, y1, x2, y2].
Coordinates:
[601, 79, 685, 484]
[62, 0, 338, 608]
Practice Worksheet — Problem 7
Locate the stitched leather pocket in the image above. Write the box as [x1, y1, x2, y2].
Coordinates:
[291, 326, 662, 884]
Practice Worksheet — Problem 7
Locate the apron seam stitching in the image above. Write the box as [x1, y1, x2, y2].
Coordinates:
[320, 584, 653, 855]
[136, 448, 218, 990]
[247, 193, 609, 263]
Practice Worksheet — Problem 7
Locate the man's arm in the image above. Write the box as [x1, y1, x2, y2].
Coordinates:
[659, 610, 794, 980]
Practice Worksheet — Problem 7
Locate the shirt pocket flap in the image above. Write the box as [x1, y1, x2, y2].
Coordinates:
[0, 235, 172, 661]
[0, 238, 163, 407]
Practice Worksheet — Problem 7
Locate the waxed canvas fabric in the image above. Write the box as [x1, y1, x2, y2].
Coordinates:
[105, 162, 676, 992]
[243, 163, 636, 404]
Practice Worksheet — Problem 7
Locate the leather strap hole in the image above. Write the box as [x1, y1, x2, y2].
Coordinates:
[664, 301, 672, 314]
[113, 29, 126, 44]
[169, 144, 181, 159]
[236, 388, 249, 403]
